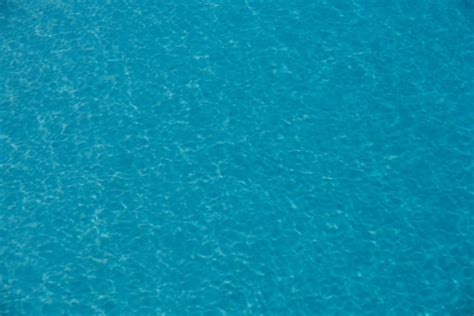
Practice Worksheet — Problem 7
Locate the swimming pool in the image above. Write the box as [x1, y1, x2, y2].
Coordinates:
[1, 1, 473, 314]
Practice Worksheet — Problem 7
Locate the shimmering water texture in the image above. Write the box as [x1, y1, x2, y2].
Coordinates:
[1, 1, 473, 315]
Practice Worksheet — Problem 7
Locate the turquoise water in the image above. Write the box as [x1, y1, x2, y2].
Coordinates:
[1, 0, 473, 314]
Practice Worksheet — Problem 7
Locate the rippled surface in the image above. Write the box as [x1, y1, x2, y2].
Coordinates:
[1, 1, 473, 314]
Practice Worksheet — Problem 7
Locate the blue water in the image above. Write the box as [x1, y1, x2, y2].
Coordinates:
[1, 1, 473, 315]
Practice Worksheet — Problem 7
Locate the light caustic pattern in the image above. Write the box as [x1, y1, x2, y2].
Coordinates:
[0, 1, 473, 315]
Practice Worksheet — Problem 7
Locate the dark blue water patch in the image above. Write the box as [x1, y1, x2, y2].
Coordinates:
[460, 0, 474, 18]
